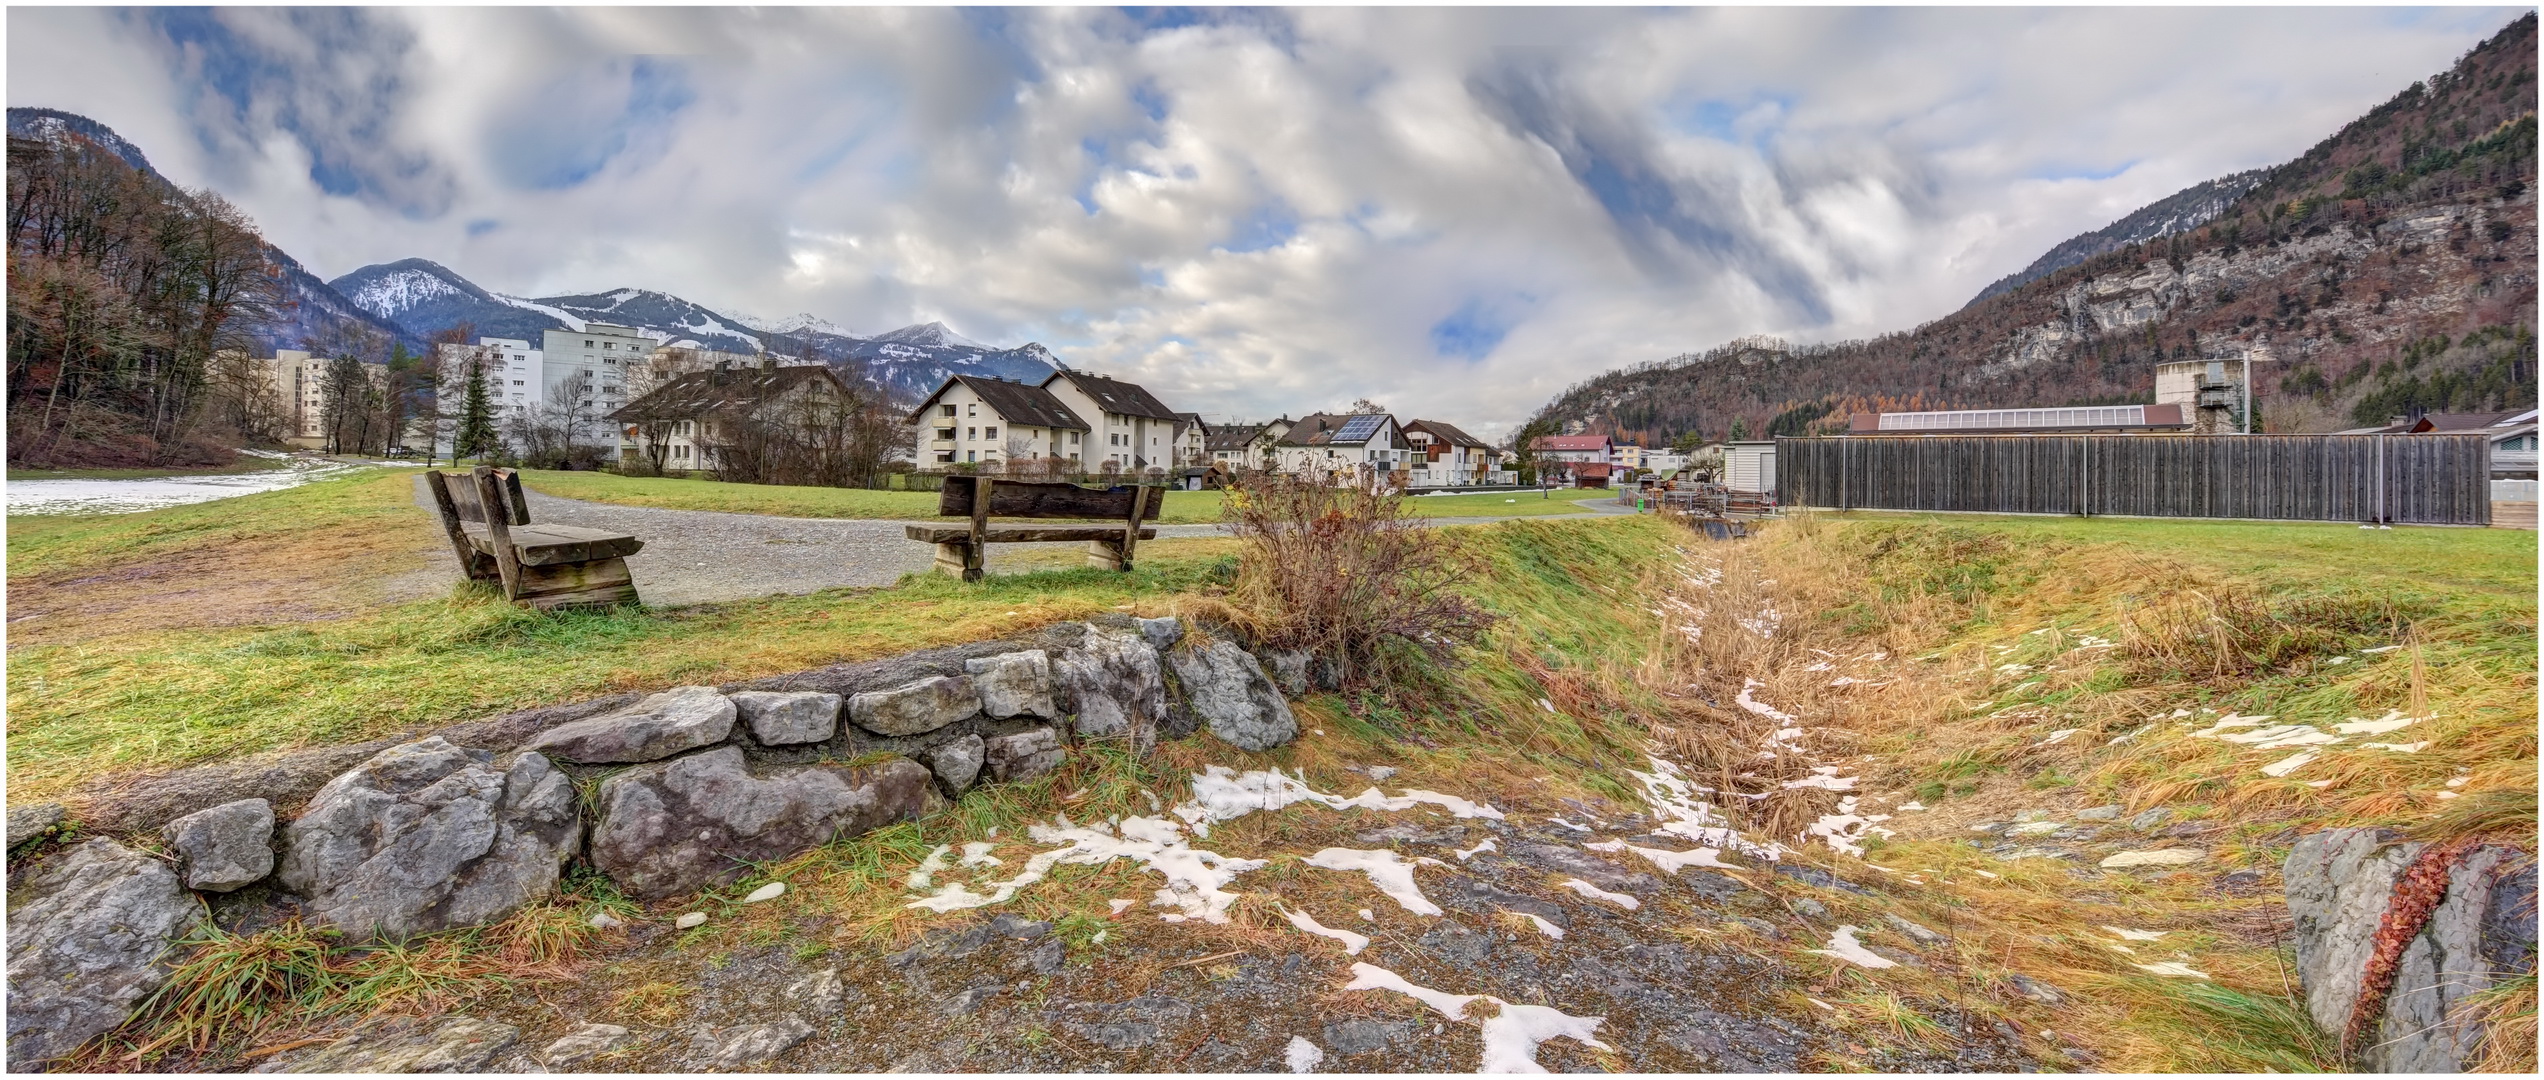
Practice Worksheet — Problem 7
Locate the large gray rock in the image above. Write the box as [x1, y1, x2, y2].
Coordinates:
[269, 1015, 521, 1073]
[540, 1022, 637, 1069]
[160, 797, 275, 893]
[848, 675, 980, 737]
[6, 838, 207, 1069]
[690, 1017, 814, 1068]
[7, 802, 65, 850]
[276, 738, 581, 941]
[1166, 640, 1299, 752]
[2286, 827, 2538, 1071]
[1051, 625, 1165, 741]
[964, 650, 1057, 719]
[984, 728, 1065, 783]
[525, 686, 736, 764]
[1138, 617, 1185, 651]
[925, 734, 987, 797]
[590, 746, 936, 899]
[730, 690, 840, 746]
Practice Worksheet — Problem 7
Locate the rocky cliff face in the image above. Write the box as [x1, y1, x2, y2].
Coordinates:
[1535, 13, 2537, 443]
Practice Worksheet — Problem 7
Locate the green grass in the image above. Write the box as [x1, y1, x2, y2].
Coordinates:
[6, 470, 423, 582]
[516, 469, 1616, 524]
[5, 455, 296, 483]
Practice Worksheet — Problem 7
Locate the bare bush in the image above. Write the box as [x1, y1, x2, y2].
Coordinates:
[1219, 470, 1496, 685]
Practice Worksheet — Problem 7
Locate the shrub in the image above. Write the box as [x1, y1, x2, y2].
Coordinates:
[1219, 471, 1496, 684]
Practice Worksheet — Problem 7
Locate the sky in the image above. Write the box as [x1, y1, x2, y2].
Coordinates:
[7, 5, 2527, 434]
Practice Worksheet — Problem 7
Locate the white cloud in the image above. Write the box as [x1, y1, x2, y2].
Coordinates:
[7, 5, 2519, 436]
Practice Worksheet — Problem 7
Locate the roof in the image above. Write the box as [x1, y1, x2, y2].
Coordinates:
[1207, 423, 1268, 452]
[1044, 370, 1180, 422]
[1846, 404, 2189, 434]
[609, 364, 844, 422]
[1278, 412, 1402, 448]
[2391, 410, 2532, 433]
[1173, 411, 1210, 439]
[1403, 419, 1492, 449]
[1532, 434, 1612, 451]
[905, 375, 1088, 430]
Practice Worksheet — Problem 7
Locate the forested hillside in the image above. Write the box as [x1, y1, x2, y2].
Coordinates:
[1537, 13, 2537, 444]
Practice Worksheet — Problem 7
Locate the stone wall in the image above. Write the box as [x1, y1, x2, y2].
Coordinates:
[4, 614, 1305, 1070]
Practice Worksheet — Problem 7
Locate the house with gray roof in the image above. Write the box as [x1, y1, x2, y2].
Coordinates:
[906, 374, 1090, 469]
[1040, 369, 1186, 472]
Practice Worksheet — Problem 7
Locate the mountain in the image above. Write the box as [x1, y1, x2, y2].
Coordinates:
[330, 260, 1058, 400]
[6, 107, 425, 356]
[1968, 168, 2269, 304]
[1532, 12, 2537, 441]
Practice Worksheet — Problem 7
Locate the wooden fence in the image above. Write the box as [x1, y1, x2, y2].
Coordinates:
[1776, 434, 2492, 525]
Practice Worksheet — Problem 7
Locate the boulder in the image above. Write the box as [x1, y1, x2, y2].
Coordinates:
[590, 746, 935, 899]
[540, 1023, 637, 1069]
[525, 686, 736, 764]
[964, 651, 1057, 719]
[925, 734, 987, 797]
[268, 1015, 521, 1073]
[1050, 624, 1165, 740]
[1138, 617, 1185, 651]
[690, 1018, 814, 1068]
[848, 675, 980, 737]
[984, 728, 1065, 783]
[275, 738, 581, 941]
[2286, 827, 2538, 1071]
[160, 797, 275, 893]
[730, 690, 841, 746]
[7, 802, 65, 850]
[5, 838, 207, 1070]
[1259, 649, 1313, 698]
[1166, 640, 1298, 752]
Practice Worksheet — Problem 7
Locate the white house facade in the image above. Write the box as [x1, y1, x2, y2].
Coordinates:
[1040, 370, 1184, 473]
[1274, 412, 1413, 484]
[906, 375, 1092, 469]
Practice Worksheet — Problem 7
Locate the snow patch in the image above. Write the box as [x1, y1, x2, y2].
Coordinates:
[1806, 925, 1897, 969]
[1305, 848, 1442, 916]
[1284, 908, 1370, 956]
[1558, 879, 1639, 910]
[1341, 963, 1610, 1073]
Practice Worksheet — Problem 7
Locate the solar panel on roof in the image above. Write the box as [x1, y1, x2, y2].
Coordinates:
[1334, 414, 1384, 442]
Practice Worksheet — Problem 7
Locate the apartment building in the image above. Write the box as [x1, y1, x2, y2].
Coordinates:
[1274, 412, 1413, 484]
[1402, 419, 1499, 486]
[610, 361, 849, 472]
[435, 337, 543, 423]
[539, 322, 649, 417]
[1207, 418, 1292, 468]
[905, 375, 1091, 468]
[1040, 369, 1184, 472]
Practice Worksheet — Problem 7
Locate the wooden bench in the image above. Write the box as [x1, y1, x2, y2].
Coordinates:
[905, 476, 1162, 582]
[424, 466, 645, 610]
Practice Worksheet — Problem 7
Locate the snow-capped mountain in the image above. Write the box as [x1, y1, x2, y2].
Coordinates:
[329, 260, 1058, 399]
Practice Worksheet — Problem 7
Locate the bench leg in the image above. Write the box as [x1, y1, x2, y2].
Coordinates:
[1086, 539, 1126, 572]
[935, 541, 973, 580]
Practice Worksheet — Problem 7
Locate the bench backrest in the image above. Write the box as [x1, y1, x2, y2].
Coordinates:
[433, 468, 531, 526]
[937, 476, 1163, 522]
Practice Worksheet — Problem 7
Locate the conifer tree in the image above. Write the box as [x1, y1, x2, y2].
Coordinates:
[454, 353, 497, 463]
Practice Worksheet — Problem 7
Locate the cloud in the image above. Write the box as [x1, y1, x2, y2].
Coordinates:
[6, 5, 2521, 437]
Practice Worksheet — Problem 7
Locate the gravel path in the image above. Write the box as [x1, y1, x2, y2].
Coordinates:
[414, 479, 1637, 607]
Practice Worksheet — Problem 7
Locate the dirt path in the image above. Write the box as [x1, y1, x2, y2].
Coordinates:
[415, 478, 1639, 608]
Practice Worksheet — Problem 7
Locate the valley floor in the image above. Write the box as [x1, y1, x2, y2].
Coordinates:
[8, 487, 2534, 1072]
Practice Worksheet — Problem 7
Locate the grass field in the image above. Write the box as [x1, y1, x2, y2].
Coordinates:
[5, 454, 297, 483]
[15, 490, 2533, 1072]
[514, 470, 1614, 523]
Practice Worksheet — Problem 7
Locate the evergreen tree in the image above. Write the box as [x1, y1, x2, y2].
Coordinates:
[454, 352, 497, 463]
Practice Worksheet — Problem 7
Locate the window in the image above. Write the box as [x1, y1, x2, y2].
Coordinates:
[940, 404, 957, 418]
[603, 343, 614, 350]
[585, 340, 594, 347]
[1070, 432, 1081, 445]
[967, 427, 977, 440]
[936, 428, 955, 440]
[512, 380, 524, 386]
[605, 357, 617, 365]
[983, 425, 998, 440]
[967, 450, 977, 462]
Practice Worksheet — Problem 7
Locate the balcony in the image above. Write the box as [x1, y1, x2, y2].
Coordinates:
[929, 439, 957, 452]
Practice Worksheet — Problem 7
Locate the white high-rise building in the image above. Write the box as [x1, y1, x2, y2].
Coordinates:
[540, 323, 649, 415]
[436, 337, 543, 422]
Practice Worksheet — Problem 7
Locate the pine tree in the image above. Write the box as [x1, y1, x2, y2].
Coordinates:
[454, 353, 497, 463]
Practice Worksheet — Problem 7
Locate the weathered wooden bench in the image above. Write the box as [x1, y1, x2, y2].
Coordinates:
[424, 466, 645, 610]
[905, 476, 1162, 582]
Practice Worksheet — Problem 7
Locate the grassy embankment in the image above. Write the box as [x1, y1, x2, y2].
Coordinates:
[514, 469, 1615, 523]
[5, 454, 297, 482]
[16, 483, 2532, 1071]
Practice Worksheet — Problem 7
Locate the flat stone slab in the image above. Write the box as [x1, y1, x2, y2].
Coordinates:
[730, 690, 841, 746]
[161, 797, 275, 893]
[2099, 848, 2205, 869]
[965, 650, 1057, 719]
[590, 746, 936, 899]
[849, 674, 980, 737]
[5, 838, 208, 1070]
[526, 685, 737, 764]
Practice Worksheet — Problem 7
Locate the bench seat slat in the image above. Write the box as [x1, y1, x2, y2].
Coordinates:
[463, 523, 645, 566]
[903, 523, 1159, 544]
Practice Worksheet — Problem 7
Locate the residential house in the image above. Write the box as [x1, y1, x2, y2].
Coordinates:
[247, 348, 401, 449]
[1530, 433, 1614, 483]
[1041, 369, 1185, 473]
[904, 375, 1090, 469]
[1643, 448, 1690, 476]
[1402, 419, 1498, 486]
[1613, 444, 1646, 473]
[1274, 412, 1413, 485]
[1172, 412, 1211, 467]
[608, 360, 848, 472]
[2346, 408, 2541, 479]
[1207, 417, 1293, 469]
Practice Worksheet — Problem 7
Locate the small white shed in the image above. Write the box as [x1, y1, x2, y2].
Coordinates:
[1724, 441, 1777, 494]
